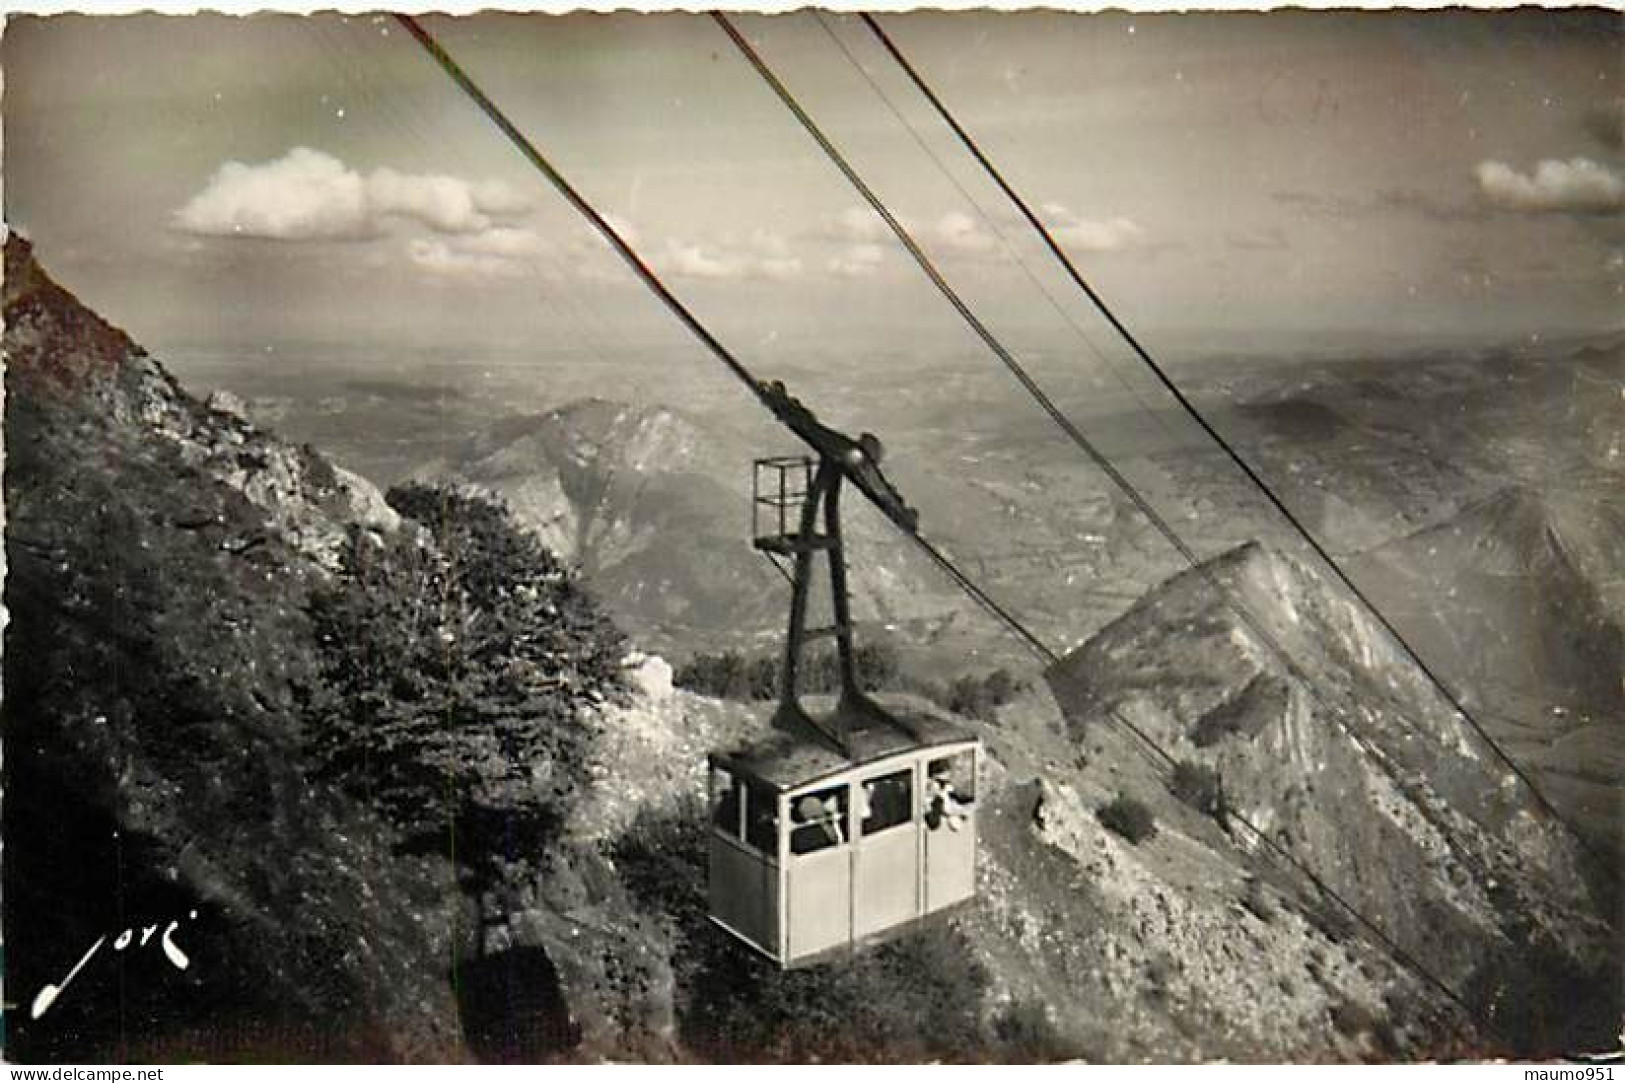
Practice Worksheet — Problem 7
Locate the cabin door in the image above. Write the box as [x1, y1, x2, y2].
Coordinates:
[852, 766, 920, 941]
[923, 749, 977, 912]
[784, 782, 852, 961]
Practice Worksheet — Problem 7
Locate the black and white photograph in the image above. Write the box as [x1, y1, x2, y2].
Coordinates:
[1, 4, 1621, 1065]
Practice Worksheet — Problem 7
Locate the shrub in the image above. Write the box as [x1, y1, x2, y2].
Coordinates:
[304, 484, 627, 850]
[1330, 998, 1381, 1042]
[1143, 952, 1180, 1004]
[1096, 794, 1157, 844]
[676, 911, 993, 1062]
[1192, 674, 1286, 747]
[1241, 877, 1275, 924]
[1169, 760, 1225, 820]
[944, 667, 1025, 722]
[672, 641, 1031, 732]
[674, 639, 902, 702]
[990, 999, 1083, 1063]
[674, 650, 753, 700]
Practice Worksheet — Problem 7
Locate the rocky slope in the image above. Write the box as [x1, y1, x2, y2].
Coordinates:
[6, 234, 1617, 1063]
[3, 233, 465, 1060]
[1349, 486, 1625, 847]
[1048, 541, 1620, 1052]
[1355, 486, 1624, 714]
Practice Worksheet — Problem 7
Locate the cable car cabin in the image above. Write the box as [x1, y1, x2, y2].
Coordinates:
[707, 704, 980, 967]
[705, 430, 979, 967]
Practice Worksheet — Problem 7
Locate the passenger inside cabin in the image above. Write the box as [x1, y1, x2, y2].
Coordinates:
[925, 759, 971, 833]
[712, 769, 741, 836]
[860, 769, 914, 835]
[790, 787, 847, 854]
[744, 780, 779, 852]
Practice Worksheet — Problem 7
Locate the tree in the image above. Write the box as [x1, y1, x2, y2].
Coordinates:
[1097, 794, 1157, 844]
[304, 484, 626, 849]
[1169, 760, 1226, 823]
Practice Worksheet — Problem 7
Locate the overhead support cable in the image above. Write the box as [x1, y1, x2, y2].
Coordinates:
[858, 12, 1579, 838]
[807, 10, 1193, 463]
[711, 11, 1407, 751]
[705, 13, 1567, 1023]
[393, 15, 769, 407]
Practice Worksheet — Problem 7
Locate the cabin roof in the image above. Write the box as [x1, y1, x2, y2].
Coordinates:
[710, 696, 978, 791]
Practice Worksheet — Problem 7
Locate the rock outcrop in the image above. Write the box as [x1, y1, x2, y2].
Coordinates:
[1048, 540, 1619, 1053]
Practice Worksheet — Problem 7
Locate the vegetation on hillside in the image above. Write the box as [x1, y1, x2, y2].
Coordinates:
[1169, 760, 1226, 824]
[612, 801, 1079, 1063]
[304, 484, 628, 850]
[673, 642, 1025, 723]
[1096, 793, 1158, 844]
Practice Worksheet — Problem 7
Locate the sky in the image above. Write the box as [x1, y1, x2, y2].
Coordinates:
[3, 9, 1622, 363]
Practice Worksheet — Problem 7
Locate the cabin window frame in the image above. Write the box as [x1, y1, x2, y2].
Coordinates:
[743, 777, 780, 856]
[856, 765, 916, 839]
[709, 763, 744, 841]
[787, 782, 851, 857]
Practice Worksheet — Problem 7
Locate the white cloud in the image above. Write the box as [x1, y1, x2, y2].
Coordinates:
[1042, 203, 1146, 251]
[817, 205, 1009, 265]
[368, 168, 492, 234]
[654, 229, 803, 282]
[174, 147, 371, 241]
[826, 243, 886, 279]
[458, 226, 550, 259]
[601, 214, 642, 246]
[930, 210, 998, 254]
[829, 202, 1136, 260]
[825, 206, 891, 244]
[174, 147, 533, 241]
[406, 238, 527, 280]
[470, 179, 535, 220]
[661, 240, 747, 279]
[1475, 157, 1625, 214]
[758, 257, 804, 282]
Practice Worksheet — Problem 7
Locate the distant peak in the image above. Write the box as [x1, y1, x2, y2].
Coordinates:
[4, 236, 144, 390]
[4, 230, 41, 299]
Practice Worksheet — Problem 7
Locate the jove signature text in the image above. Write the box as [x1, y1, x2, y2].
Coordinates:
[31, 910, 200, 1020]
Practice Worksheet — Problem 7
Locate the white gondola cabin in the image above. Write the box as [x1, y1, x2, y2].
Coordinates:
[707, 706, 980, 967]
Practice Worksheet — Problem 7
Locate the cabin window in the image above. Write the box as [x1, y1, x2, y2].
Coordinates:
[925, 751, 975, 832]
[744, 780, 779, 854]
[789, 784, 849, 855]
[710, 765, 742, 839]
[928, 751, 976, 803]
[859, 768, 914, 836]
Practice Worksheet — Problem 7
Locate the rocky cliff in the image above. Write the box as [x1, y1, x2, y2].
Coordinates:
[4, 233, 466, 1060]
[1349, 486, 1625, 847]
[1048, 540, 1619, 1052]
